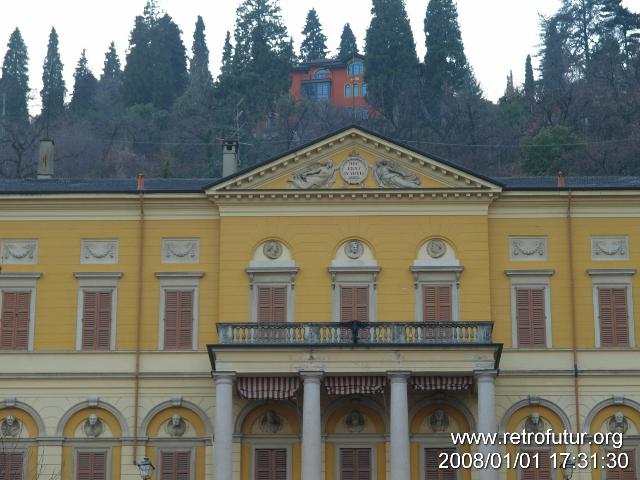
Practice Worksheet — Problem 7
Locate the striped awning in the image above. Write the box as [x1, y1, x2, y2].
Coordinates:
[237, 376, 300, 400]
[410, 375, 472, 391]
[325, 376, 386, 395]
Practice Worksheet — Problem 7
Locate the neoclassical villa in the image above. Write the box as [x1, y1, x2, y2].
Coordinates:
[0, 126, 638, 480]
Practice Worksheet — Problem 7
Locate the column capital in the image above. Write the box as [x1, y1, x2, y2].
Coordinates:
[212, 371, 236, 384]
[387, 371, 411, 381]
[300, 370, 324, 383]
[474, 369, 497, 381]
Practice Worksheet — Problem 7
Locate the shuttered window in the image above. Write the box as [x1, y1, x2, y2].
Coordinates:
[0, 452, 23, 480]
[423, 285, 452, 322]
[81, 291, 112, 350]
[598, 288, 629, 347]
[606, 449, 636, 480]
[164, 290, 194, 350]
[160, 451, 191, 480]
[340, 448, 371, 480]
[521, 450, 551, 480]
[257, 286, 287, 323]
[255, 448, 286, 480]
[424, 448, 456, 480]
[340, 286, 369, 322]
[76, 451, 107, 480]
[0, 291, 31, 350]
[515, 287, 546, 348]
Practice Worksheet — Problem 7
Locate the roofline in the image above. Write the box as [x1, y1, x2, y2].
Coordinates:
[501, 185, 640, 192]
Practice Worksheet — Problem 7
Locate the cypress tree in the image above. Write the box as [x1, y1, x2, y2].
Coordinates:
[70, 49, 98, 113]
[1, 27, 30, 123]
[102, 41, 121, 81]
[190, 15, 213, 89]
[41, 27, 66, 119]
[123, 15, 152, 105]
[423, 0, 473, 96]
[219, 31, 233, 79]
[524, 54, 535, 103]
[365, 0, 419, 127]
[338, 23, 358, 58]
[300, 8, 328, 61]
[151, 14, 188, 109]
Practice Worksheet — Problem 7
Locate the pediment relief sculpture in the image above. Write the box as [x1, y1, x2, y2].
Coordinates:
[373, 159, 421, 188]
[289, 160, 337, 189]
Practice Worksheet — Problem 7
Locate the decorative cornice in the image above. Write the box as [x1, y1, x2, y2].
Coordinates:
[0, 272, 42, 279]
[504, 269, 555, 277]
[154, 271, 205, 278]
[73, 272, 123, 279]
[587, 268, 636, 277]
[410, 266, 464, 274]
[327, 266, 381, 274]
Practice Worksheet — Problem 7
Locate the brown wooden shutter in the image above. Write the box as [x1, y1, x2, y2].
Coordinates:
[520, 450, 551, 480]
[0, 452, 24, 480]
[340, 287, 369, 323]
[1, 291, 31, 350]
[164, 290, 194, 350]
[340, 448, 371, 480]
[424, 448, 456, 480]
[81, 291, 112, 350]
[76, 451, 107, 480]
[606, 449, 636, 480]
[257, 286, 287, 323]
[599, 288, 629, 347]
[255, 448, 286, 480]
[515, 287, 546, 348]
[160, 451, 191, 480]
[423, 285, 452, 322]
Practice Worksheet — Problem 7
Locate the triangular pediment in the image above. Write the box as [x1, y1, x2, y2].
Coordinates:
[207, 127, 502, 193]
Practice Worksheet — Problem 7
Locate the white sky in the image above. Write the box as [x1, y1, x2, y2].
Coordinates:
[2, 0, 639, 113]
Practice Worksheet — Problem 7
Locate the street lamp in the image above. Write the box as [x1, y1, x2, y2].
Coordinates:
[563, 458, 576, 480]
[137, 457, 155, 479]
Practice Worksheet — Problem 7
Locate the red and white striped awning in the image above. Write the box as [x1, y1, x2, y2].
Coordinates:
[410, 375, 472, 391]
[237, 376, 300, 400]
[325, 376, 386, 395]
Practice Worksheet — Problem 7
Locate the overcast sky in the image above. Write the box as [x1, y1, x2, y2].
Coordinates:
[2, 0, 639, 112]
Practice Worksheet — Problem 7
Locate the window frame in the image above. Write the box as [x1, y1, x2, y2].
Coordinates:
[0, 448, 28, 480]
[421, 445, 459, 480]
[348, 61, 365, 76]
[412, 267, 463, 323]
[329, 267, 380, 323]
[74, 272, 122, 351]
[157, 447, 196, 480]
[0, 273, 40, 352]
[598, 442, 639, 480]
[72, 447, 111, 480]
[250, 443, 292, 480]
[345, 84, 351, 98]
[505, 270, 554, 349]
[588, 269, 636, 348]
[155, 272, 204, 351]
[515, 447, 555, 480]
[247, 265, 298, 324]
[334, 444, 376, 480]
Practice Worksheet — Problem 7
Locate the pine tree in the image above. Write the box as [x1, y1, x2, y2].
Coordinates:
[151, 14, 188, 109]
[102, 41, 121, 80]
[299, 8, 328, 61]
[524, 54, 535, 103]
[41, 27, 66, 119]
[1, 27, 30, 123]
[423, 0, 473, 97]
[220, 31, 233, 79]
[504, 70, 516, 100]
[365, 0, 419, 127]
[233, 0, 288, 67]
[190, 15, 213, 89]
[539, 16, 571, 124]
[123, 16, 151, 105]
[70, 49, 98, 113]
[338, 23, 358, 58]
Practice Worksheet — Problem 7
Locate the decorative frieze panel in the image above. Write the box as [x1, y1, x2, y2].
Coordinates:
[509, 237, 547, 261]
[80, 239, 119, 264]
[1, 239, 38, 264]
[162, 238, 200, 264]
[591, 236, 628, 261]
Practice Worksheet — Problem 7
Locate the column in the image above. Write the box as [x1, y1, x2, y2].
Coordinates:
[475, 370, 498, 480]
[301, 371, 323, 480]
[214, 372, 235, 480]
[388, 371, 411, 480]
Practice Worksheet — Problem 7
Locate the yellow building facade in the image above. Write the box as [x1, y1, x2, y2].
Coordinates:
[0, 126, 638, 480]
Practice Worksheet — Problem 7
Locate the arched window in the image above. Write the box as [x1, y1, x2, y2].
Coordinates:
[353, 83, 359, 97]
[315, 69, 330, 79]
[348, 61, 365, 76]
[345, 84, 351, 98]
[362, 83, 367, 97]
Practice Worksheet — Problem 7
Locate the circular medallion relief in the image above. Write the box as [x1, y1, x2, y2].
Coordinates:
[262, 240, 283, 260]
[340, 154, 369, 185]
[345, 410, 365, 433]
[426, 239, 447, 259]
[344, 240, 364, 260]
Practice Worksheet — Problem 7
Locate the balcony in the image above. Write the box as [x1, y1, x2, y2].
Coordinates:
[216, 321, 493, 347]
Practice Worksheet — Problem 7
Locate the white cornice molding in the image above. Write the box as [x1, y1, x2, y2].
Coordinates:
[504, 269, 555, 277]
[0, 272, 42, 279]
[410, 266, 464, 274]
[587, 268, 636, 277]
[73, 272, 123, 279]
[154, 271, 205, 279]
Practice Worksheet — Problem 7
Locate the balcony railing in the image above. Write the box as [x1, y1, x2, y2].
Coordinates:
[216, 321, 493, 346]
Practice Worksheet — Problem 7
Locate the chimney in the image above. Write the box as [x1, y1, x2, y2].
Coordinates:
[137, 173, 145, 191]
[37, 139, 54, 179]
[557, 171, 565, 188]
[222, 140, 239, 178]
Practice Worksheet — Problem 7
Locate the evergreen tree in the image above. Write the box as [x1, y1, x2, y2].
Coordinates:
[41, 27, 66, 119]
[219, 31, 233, 79]
[233, 0, 288, 67]
[123, 15, 151, 105]
[300, 8, 328, 61]
[190, 15, 213, 89]
[423, 0, 473, 97]
[524, 54, 535, 103]
[70, 49, 98, 113]
[1, 27, 30, 123]
[539, 16, 571, 124]
[102, 41, 121, 80]
[503, 70, 516, 100]
[365, 0, 419, 128]
[338, 23, 358, 58]
[151, 14, 188, 109]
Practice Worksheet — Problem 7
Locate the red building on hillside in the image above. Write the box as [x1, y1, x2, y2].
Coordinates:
[290, 54, 373, 119]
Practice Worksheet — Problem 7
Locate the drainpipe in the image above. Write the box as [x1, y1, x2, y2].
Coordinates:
[133, 173, 145, 464]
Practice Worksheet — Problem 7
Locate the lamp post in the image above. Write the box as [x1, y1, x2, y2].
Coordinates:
[137, 457, 155, 479]
[563, 458, 576, 480]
